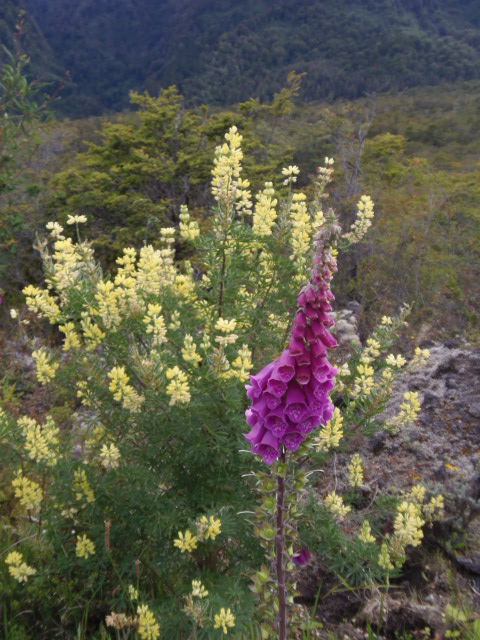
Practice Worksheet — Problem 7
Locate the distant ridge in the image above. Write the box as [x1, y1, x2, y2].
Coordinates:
[19, 0, 480, 117]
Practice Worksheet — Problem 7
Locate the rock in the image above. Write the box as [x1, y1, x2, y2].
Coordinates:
[467, 402, 480, 419]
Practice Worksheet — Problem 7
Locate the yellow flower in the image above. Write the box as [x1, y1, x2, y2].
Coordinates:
[12, 472, 43, 511]
[182, 334, 202, 367]
[32, 348, 59, 384]
[324, 491, 351, 519]
[165, 366, 191, 406]
[173, 529, 198, 553]
[196, 515, 221, 541]
[108, 366, 144, 413]
[76, 534, 95, 559]
[358, 520, 376, 544]
[191, 579, 208, 598]
[100, 443, 121, 469]
[378, 543, 394, 571]
[214, 317, 237, 333]
[348, 453, 364, 488]
[253, 182, 277, 237]
[73, 469, 95, 504]
[214, 607, 235, 635]
[19, 415, 59, 466]
[313, 407, 343, 451]
[179, 205, 200, 241]
[59, 322, 81, 351]
[343, 195, 374, 243]
[5, 551, 36, 582]
[66, 214, 88, 224]
[137, 604, 160, 640]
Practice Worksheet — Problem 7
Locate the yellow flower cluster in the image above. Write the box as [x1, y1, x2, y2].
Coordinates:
[66, 214, 88, 225]
[165, 366, 191, 405]
[174, 272, 197, 302]
[23, 284, 61, 323]
[59, 321, 81, 351]
[348, 453, 364, 488]
[80, 314, 106, 351]
[143, 303, 167, 348]
[253, 182, 277, 237]
[12, 472, 43, 510]
[352, 363, 375, 398]
[289, 192, 311, 276]
[76, 534, 95, 559]
[108, 366, 144, 413]
[343, 195, 374, 244]
[408, 346, 430, 370]
[46, 220, 65, 238]
[211, 126, 252, 215]
[5, 551, 36, 582]
[386, 391, 420, 432]
[182, 334, 202, 367]
[313, 407, 343, 451]
[393, 501, 424, 549]
[386, 353, 407, 368]
[173, 529, 198, 553]
[378, 543, 394, 571]
[73, 469, 95, 504]
[19, 415, 59, 466]
[32, 348, 59, 384]
[136, 244, 176, 295]
[324, 491, 351, 520]
[100, 443, 121, 469]
[191, 579, 208, 598]
[214, 607, 235, 635]
[179, 205, 200, 241]
[50, 237, 94, 294]
[360, 338, 381, 363]
[137, 604, 160, 640]
[196, 515, 221, 541]
[282, 164, 300, 186]
[230, 344, 253, 382]
[358, 520, 376, 544]
[95, 281, 123, 329]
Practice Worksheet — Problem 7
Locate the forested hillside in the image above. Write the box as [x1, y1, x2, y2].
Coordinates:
[14, 0, 480, 116]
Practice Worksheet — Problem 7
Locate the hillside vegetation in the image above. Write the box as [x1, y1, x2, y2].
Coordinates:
[13, 0, 480, 117]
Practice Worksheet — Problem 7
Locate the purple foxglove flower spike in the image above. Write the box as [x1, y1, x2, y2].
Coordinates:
[245, 221, 340, 464]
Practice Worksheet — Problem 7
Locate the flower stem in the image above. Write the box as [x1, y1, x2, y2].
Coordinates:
[275, 448, 287, 640]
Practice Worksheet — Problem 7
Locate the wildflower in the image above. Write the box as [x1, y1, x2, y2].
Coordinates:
[100, 443, 120, 469]
[19, 415, 59, 466]
[387, 391, 420, 432]
[174, 529, 198, 553]
[137, 604, 160, 640]
[5, 551, 36, 582]
[378, 543, 394, 571]
[423, 494, 444, 519]
[358, 520, 376, 544]
[10, 309, 17, 319]
[12, 473, 43, 510]
[32, 348, 59, 384]
[108, 366, 144, 413]
[211, 126, 252, 215]
[80, 315, 106, 350]
[179, 205, 200, 241]
[182, 334, 202, 367]
[348, 453, 364, 487]
[393, 501, 424, 548]
[343, 195, 374, 244]
[23, 284, 60, 323]
[59, 322, 81, 351]
[245, 224, 338, 463]
[313, 407, 343, 452]
[73, 469, 95, 504]
[230, 344, 253, 382]
[352, 363, 375, 398]
[282, 164, 300, 186]
[66, 214, 88, 225]
[196, 515, 221, 541]
[292, 548, 311, 565]
[408, 346, 430, 370]
[289, 192, 311, 275]
[386, 353, 406, 368]
[105, 612, 136, 630]
[165, 366, 191, 405]
[76, 534, 95, 559]
[214, 607, 235, 635]
[324, 491, 351, 520]
[214, 317, 237, 333]
[168, 310, 181, 330]
[46, 220, 65, 238]
[128, 585, 139, 601]
[191, 579, 208, 598]
[253, 182, 277, 236]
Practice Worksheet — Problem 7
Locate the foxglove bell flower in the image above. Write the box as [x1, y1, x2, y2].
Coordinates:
[245, 227, 339, 463]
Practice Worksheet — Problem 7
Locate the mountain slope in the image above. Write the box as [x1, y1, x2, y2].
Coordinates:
[20, 0, 480, 116]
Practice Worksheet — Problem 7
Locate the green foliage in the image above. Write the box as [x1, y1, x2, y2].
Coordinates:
[20, 0, 480, 118]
